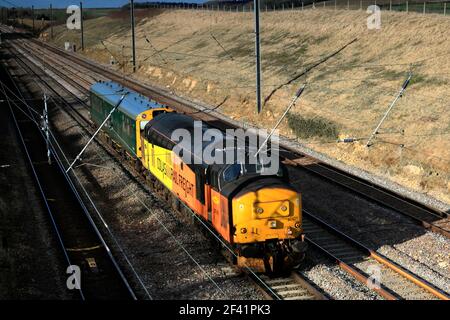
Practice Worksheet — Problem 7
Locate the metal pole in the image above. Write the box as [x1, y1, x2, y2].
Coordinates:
[390, 0, 392, 11]
[80, 2, 84, 51]
[366, 73, 411, 147]
[445, 2, 447, 15]
[50, 4, 53, 39]
[32, 5, 35, 32]
[42, 94, 51, 165]
[255, 85, 306, 157]
[423, 2, 426, 14]
[130, 0, 136, 73]
[66, 93, 128, 173]
[254, 0, 262, 114]
[406, 1, 409, 13]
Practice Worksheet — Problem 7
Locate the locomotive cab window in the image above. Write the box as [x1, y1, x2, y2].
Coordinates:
[152, 110, 167, 118]
[223, 164, 241, 183]
[218, 163, 285, 189]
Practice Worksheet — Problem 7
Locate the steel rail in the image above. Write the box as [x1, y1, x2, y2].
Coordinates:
[3, 40, 327, 300]
[303, 209, 449, 300]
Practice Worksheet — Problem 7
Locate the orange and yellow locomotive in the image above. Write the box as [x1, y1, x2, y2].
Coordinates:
[90, 81, 306, 273]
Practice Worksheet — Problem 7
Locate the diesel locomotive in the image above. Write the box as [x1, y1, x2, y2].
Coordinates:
[90, 81, 306, 274]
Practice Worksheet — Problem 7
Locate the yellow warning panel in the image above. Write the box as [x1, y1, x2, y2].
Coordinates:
[145, 140, 173, 190]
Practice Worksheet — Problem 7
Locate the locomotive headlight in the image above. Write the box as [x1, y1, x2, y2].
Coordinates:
[280, 205, 287, 212]
[295, 222, 301, 228]
[287, 228, 293, 235]
[256, 207, 264, 214]
[269, 220, 277, 229]
[240, 228, 247, 234]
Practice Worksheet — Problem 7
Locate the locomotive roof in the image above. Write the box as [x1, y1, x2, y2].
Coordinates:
[146, 113, 209, 138]
[145, 113, 287, 189]
[90, 81, 165, 119]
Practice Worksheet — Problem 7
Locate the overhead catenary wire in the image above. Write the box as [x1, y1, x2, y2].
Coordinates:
[143, 35, 168, 64]
[102, 38, 223, 60]
[0, 0, 18, 7]
[210, 32, 234, 61]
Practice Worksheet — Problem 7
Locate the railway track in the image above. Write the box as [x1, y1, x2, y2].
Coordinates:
[2, 28, 449, 300]
[303, 210, 449, 300]
[0, 62, 136, 300]
[258, 273, 327, 300]
[12, 32, 448, 240]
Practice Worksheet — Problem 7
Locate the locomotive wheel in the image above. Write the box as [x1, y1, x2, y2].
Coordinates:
[134, 159, 141, 172]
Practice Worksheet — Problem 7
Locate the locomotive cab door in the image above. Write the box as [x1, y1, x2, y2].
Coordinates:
[194, 165, 208, 220]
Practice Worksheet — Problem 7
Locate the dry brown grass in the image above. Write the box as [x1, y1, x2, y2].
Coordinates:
[45, 9, 450, 204]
